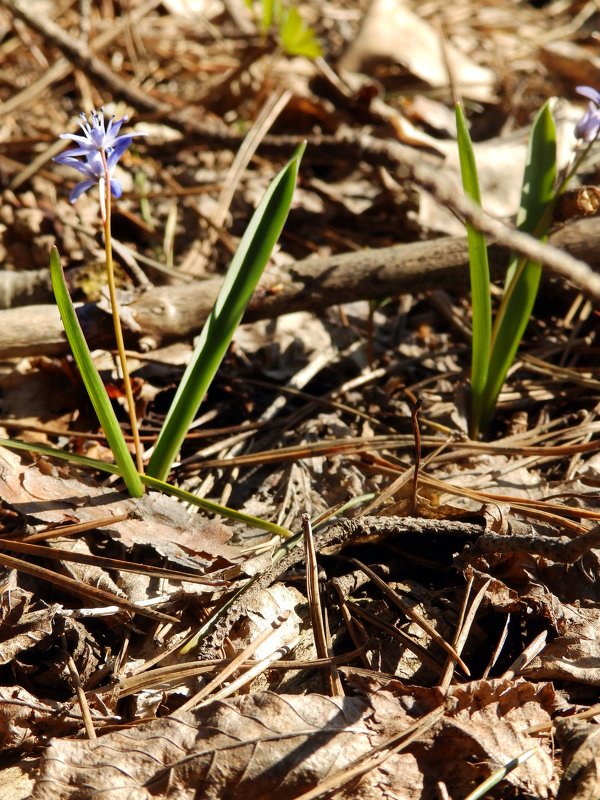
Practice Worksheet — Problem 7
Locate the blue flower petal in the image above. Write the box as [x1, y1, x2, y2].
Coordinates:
[575, 103, 600, 142]
[107, 136, 133, 168]
[59, 133, 95, 148]
[105, 116, 127, 140]
[576, 86, 600, 106]
[110, 179, 123, 198]
[54, 154, 97, 178]
[69, 179, 96, 202]
[54, 146, 93, 160]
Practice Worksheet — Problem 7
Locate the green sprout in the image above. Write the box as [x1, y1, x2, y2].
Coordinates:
[244, 0, 321, 58]
[456, 88, 600, 437]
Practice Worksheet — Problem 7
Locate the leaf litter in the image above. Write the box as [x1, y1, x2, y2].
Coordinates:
[0, 0, 600, 797]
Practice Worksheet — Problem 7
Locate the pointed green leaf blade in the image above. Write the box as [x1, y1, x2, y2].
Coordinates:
[480, 101, 557, 432]
[50, 246, 144, 497]
[0, 437, 292, 537]
[455, 103, 492, 439]
[147, 145, 305, 481]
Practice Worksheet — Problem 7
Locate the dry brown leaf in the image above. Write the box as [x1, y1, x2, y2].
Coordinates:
[523, 609, 600, 686]
[0, 446, 237, 562]
[446, 680, 556, 797]
[0, 763, 37, 800]
[0, 591, 59, 666]
[229, 583, 304, 660]
[0, 685, 79, 751]
[338, 0, 496, 102]
[362, 678, 557, 798]
[32, 692, 385, 799]
[556, 718, 600, 800]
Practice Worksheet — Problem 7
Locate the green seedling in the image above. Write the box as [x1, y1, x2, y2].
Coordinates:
[244, 0, 321, 58]
[456, 88, 600, 437]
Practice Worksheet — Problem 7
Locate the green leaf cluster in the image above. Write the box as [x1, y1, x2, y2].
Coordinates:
[244, 0, 321, 58]
[455, 102, 557, 437]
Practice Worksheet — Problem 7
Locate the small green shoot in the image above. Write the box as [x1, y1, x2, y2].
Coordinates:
[479, 101, 556, 432]
[279, 7, 322, 58]
[456, 101, 557, 436]
[146, 144, 305, 481]
[244, 0, 321, 58]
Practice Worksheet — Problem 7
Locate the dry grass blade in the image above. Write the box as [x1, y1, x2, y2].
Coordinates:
[0, 550, 177, 623]
[62, 635, 96, 740]
[303, 513, 335, 693]
[21, 512, 132, 542]
[362, 435, 453, 515]
[347, 601, 445, 674]
[191, 639, 301, 707]
[439, 577, 490, 691]
[0, 538, 223, 585]
[177, 610, 292, 713]
[501, 631, 548, 680]
[347, 557, 471, 676]
[117, 647, 369, 698]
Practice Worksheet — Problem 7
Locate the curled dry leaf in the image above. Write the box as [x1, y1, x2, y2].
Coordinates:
[523, 609, 600, 686]
[229, 583, 305, 661]
[358, 677, 557, 798]
[0, 589, 58, 666]
[338, 0, 496, 103]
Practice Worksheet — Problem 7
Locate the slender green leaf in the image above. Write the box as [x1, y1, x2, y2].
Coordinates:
[0, 437, 293, 538]
[455, 104, 491, 439]
[147, 145, 305, 481]
[0, 436, 122, 474]
[49, 246, 144, 497]
[504, 101, 557, 287]
[479, 101, 557, 432]
[141, 475, 293, 538]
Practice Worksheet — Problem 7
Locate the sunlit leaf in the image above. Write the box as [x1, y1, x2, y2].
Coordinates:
[49, 246, 144, 497]
[479, 101, 556, 432]
[146, 144, 305, 482]
[455, 103, 492, 439]
[279, 7, 322, 58]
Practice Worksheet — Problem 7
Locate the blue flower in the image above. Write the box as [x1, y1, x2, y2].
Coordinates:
[54, 109, 144, 203]
[575, 86, 600, 142]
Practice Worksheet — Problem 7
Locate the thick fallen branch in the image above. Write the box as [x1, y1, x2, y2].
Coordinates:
[0, 218, 597, 359]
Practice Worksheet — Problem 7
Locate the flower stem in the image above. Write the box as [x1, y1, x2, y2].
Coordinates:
[100, 151, 145, 476]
